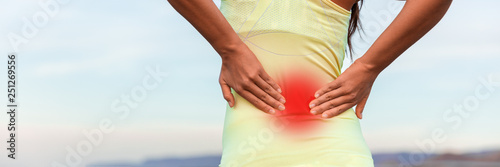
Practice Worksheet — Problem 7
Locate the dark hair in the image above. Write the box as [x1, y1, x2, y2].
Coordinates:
[347, 0, 363, 60]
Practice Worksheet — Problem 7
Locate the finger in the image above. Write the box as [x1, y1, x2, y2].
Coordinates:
[355, 95, 369, 119]
[244, 83, 285, 111]
[314, 80, 341, 98]
[309, 87, 347, 109]
[259, 71, 282, 93]
[219, 79, 235, 107]
[238, 89, 281, 114]
[321, 103, 355, 118]
[255, 75, 286, 104]
[310, 94, 350, 115]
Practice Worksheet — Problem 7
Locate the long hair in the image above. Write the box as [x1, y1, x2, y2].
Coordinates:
[346, 0, 363, 60]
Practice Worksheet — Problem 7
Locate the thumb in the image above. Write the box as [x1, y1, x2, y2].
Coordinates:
[220, 80, 235, 107]
[355, 94, 369, 119]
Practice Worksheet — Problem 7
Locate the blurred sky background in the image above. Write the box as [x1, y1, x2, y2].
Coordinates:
[0, 0, 499, 166]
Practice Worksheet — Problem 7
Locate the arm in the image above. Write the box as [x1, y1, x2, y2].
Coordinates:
[167, 0, 240, 57]
[358, 0, 453, 73]
[309, 0, 453, 119]
[167, 0, 286, 114]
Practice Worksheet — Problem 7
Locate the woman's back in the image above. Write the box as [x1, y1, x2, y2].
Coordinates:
[218, 0, 374, 166]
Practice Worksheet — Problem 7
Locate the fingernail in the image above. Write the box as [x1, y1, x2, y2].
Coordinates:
[277, 88, 282, 93]
[278, 105, 285, 111]
[269, 109, 275, 114]
[309, 103, 315, 108]
[314, 93, 319, 98]
[279, 98, 286, 104]
[322, 113, 329, 118]
[310, 110, 316, 115]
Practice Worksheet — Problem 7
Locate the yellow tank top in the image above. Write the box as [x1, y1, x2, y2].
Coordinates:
[219, 0, 374, 166]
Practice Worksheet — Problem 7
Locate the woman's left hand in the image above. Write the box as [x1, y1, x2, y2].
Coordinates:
[308, 59, 381, 119]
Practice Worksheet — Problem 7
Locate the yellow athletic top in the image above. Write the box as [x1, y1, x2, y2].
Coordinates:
[218, 0, 374, 166]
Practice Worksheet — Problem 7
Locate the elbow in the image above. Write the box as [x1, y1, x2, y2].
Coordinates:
[436, 0, 453, 7]
[406, 0, 453, 13]
[441, 0, 453, 6]
[166, 0, 180, 6]
[439, 0, 453, 12]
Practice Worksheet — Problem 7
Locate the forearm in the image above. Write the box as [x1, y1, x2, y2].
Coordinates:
[167, 0, 243, 58]
[357, 0, 453, 73]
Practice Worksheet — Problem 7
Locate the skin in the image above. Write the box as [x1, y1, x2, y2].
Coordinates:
[168, 0, 285, 114]
[334, 0, 360, 11]
[310, 0, 453, 119]
[167, 0, 453, 118]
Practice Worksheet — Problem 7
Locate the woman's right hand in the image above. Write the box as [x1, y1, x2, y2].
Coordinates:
[167, 0, 286, 114]
[219, 42, 286, 114]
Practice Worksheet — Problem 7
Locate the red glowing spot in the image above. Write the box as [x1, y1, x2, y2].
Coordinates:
[275, 70, 325, 134]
